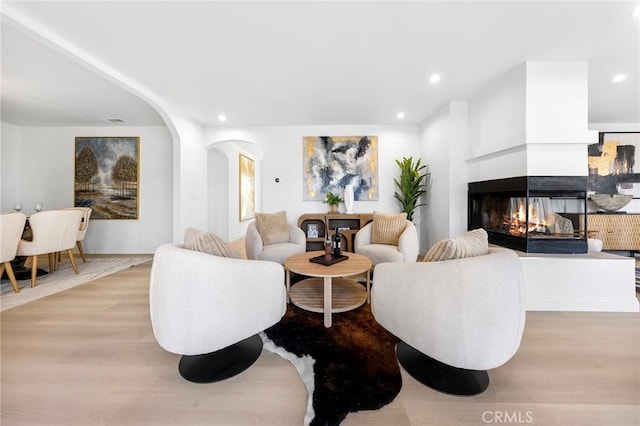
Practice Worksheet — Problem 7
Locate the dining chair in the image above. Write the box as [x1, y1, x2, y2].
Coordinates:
[1, 212, 27, 293]
[16, 210, 83, 287]
[63, 207, 92, 262]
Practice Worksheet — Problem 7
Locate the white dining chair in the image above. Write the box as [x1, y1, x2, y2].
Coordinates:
[63, 207, 92, 262]
[16, 210, 82, 287]
[1, 212, 28, 293]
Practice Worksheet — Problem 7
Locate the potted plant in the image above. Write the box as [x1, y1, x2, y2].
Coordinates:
[323, 191, 343, 213]
[393, 157, 429, 221]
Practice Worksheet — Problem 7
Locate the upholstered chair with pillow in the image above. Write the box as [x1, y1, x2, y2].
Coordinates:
[354, 211, 419, 268]
[149, 228, 287, 383]
[372, 229, 526, 396]
[245, 211, 306, 265]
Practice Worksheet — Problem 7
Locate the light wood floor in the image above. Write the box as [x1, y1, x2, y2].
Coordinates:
[1, 259, 639, 425]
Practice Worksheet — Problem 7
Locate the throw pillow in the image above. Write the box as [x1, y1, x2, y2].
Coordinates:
[371, 211, 407, 245]
[423, 228, 489, 262]
[255, 211, 290, 245]
[184, 227, 232, 258]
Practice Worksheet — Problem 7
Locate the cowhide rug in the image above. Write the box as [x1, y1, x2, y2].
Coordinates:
[262, 302, 401, 425]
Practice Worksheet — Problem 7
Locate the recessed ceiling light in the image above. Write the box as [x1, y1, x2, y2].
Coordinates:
[397, 112, 405, 119]
[218, 114, 227, 122]
[429, 74, 440, 84]
[612, 74, 627, 83]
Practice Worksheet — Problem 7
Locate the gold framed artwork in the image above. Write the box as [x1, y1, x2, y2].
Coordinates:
[239, 154, 255, 221]
[74, 136, 140, 219]
[303, 136, 378, 201]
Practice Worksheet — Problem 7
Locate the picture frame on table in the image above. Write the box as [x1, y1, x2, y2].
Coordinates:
[307, 224, 319, 238]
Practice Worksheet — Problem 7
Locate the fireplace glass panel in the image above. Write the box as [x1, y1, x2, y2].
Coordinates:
[468, 177, 588, 253]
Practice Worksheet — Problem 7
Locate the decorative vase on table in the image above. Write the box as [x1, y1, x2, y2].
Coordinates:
[329, 204, 338, 213]
[344, 185, 355, 214]
[324, 233, 333, 261]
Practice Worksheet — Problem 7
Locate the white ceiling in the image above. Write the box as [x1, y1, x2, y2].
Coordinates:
[1, 1, 639, 128]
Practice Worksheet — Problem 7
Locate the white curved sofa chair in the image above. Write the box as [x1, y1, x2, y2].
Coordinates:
[245, 221, 306, 264]
[150, 243, 287, 383]
[372, 247, 526, 395]
[354, 220, 419, 265]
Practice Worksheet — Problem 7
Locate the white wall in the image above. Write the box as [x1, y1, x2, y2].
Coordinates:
[0, 125, 173, 254]
[206, 140, 263, 241]
[1, 123, 22, 205]
[168, 113, 209, 243]
[420, 102, 469, 252]
[467, 62, 596, 182]
[206, 125, 422, 242]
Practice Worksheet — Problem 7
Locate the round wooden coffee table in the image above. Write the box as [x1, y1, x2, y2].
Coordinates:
[284, 251, 372, 327]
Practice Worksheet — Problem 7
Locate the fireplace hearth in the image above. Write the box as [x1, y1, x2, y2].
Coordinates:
[468, 176, 588, 253]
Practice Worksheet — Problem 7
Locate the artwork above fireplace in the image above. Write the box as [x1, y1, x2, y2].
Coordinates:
[468, 176, 588, 254]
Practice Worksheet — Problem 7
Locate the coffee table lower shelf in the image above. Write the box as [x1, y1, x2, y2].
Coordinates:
[288, 277, 367, 321]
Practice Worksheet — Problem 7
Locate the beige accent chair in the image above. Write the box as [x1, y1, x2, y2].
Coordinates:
[354, 219, 419, 265]
[1, 212, 27, 293]
[63, 207, 92, 262]
[150, 243, 287, 383]
[372, 247, 526, 396]
[245, 221, 306, 264]
[16, 210, 83, 287]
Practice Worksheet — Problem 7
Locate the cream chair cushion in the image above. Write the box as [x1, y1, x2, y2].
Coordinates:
[422, 228, 489, 262]
[184, 228, 232, 258]
[371, 211, 407, 245]
[255, 211, 290, 245]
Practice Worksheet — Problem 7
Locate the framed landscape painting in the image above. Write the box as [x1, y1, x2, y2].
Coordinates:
[239, 154, 255, 221]
[302, 135, 378, 201]
[74, 136, 140, 219]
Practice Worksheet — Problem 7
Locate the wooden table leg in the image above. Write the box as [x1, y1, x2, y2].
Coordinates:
[367, 267, 372, 304]
[285, 267, 291, 303]
[324, 276, 332, 327]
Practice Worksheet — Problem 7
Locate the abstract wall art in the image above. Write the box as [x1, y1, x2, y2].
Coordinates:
[303, 136, 378, 201]
[74, 136, 139, 219]
[588, 132, 640, 196]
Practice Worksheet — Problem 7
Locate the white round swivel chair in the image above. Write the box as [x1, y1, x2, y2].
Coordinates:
[150, 243, 287, 383]
[372, 247, 526, 396]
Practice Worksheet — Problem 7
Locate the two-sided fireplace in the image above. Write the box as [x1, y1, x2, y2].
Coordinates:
[468, 176, 588, 254]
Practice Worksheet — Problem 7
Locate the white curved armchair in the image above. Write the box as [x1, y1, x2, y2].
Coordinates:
[372, 247, 526, 396]
[150, 243, 287, 383]
[354, 219, 419, 265]
[245, 221, 306, 264]
[1, 212, 27, 293]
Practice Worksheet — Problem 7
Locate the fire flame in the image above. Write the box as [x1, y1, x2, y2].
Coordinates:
[503, 198, 548, 236]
